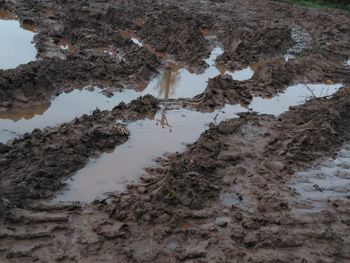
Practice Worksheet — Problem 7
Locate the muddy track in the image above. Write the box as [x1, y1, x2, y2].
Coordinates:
[0, 0, 350, 262]
[1, 89, 349, 262]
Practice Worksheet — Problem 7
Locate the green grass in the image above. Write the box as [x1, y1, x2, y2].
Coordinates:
[278, 0, 350, 11]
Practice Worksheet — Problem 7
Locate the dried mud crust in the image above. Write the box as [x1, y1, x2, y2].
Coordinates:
[0, 95, 159, 208]
[1, 91, 349, 262]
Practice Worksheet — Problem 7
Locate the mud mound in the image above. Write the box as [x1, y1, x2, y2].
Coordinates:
[251, 58, 295, 92]
[191, 75, 252, 110]
[217, 25, 293, 65]
[189, 59, 294, 111]
[139, 7, 211, 64]
[268, 88, 350, 164]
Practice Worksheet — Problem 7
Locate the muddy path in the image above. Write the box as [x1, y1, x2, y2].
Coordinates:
[1, 87, 349, 262]
[0, 0, 350, 262]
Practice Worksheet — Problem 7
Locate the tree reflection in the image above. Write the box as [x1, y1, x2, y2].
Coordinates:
[154, 65, 182, 99]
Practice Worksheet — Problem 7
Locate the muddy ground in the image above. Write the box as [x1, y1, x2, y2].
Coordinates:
[0, 0, 350, 262]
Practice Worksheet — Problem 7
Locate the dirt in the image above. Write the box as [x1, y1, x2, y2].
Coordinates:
[0, 0, 350, 262]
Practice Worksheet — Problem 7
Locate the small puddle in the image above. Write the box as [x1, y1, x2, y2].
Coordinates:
[292, 144, 350, 212]
[140, 47, 254, 99]
[0, 88, 139, 143]
[0, 10, 37, 69]
[249, 83, 342, 115]
[54, 83, 343, 202]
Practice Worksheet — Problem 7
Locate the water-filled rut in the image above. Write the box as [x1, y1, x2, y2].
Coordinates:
[0, 29, 344, 203]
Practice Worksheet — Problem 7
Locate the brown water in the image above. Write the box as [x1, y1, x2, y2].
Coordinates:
[0, 9, 37, 69]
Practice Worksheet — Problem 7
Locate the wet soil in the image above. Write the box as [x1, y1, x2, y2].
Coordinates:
[0, 0, 350, 262]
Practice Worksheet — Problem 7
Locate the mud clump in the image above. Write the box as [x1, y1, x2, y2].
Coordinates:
[217, 25, 293, 66]
[139, 7, 211, 64]
[191, 75, 252, 110]
[0, 95, 159, 208]
[267, 89, 350, 165]
[189, 58, 294, 111]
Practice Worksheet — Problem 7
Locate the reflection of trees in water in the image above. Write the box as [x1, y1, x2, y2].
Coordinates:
[156, 112, 172, 132]
[155, 66, 182, 99]
[0, 103, 50, 122]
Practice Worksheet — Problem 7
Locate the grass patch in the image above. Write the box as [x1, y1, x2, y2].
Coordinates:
[278, 0, 350, 11]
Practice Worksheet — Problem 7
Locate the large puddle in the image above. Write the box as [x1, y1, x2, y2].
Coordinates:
[55, 104, 247, 202]
[292, 144, 350, 212]
[0, 9, 37, 69]
[55, 83, 343, 202]
[250, 83, 343, 115]
[0, 45, 254, 143]
[0, 88, 138, 143]
[0, 21, 344, 203]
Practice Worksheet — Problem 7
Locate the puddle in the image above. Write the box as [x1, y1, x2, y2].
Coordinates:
[249, 83, 342, 116]
[0, 9, 37, 69]
[54, 82, 343, 202]
[0, 88, 139, 143]
[346, 59, 350, 66]
[292, 144, 350, 211]
[0, 44, 255, 143]
[284, 27, 312, 61]
[140, 47, 254, 99]
[220, 193, 238, 207]
[54, 104, 248, 202]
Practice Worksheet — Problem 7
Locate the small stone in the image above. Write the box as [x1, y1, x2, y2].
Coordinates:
[265, 161, 285, 172]
[215, 216, 231, 227]
[191, 209, 214, 218]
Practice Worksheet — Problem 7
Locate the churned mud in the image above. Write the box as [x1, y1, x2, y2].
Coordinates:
[0, 0, 350, 262]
